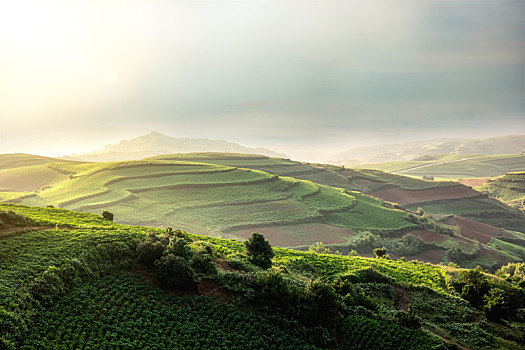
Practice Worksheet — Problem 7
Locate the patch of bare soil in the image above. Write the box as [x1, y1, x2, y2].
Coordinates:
[423, 327, 473, 350]
[408, 230, 447, 244]
[230, 223, 354, 247]
[394, 286, 411, 311]
[445, 216, 504, 244]
[352, 177, 380, 185]
[458, 178, 488, 187]
[410, 248, 447, 264]
[371, 185, 480, 205]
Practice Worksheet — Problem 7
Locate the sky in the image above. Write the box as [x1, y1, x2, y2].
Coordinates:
[0, 0, 523, 161]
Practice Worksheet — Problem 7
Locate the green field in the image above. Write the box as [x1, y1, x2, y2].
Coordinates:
[1, 204, 523, 350]
[354, 154, 525, 179]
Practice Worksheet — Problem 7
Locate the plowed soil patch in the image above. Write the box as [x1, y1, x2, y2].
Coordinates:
[445, 217, 504, 244]
[408, 230, 447, 244]
[371, 185, 479, 205]
[459, 178, 488, 187]
[410, 248, 446, 264]
[229, 223, 354, 247]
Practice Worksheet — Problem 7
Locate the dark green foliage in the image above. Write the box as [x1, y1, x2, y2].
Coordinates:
[373, 247, 388, 258]
[397, 306, 421, 329]
[339, 315, 443, 349]
[451, 267, 490, 308]
[304, 277, 342, 327]
[136, 239, 165, 266]
[244, 232, 274, 269]
[190, 251, 216, 275]
[154, 254, 196, 288]
[167, 237, 194, 259]
[101, 210, 113, 221]
[483, 288, 509, 321]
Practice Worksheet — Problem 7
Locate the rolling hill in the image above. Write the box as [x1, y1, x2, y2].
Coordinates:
[1, 204, 524, 349]
[2, 152, 524, 270]
[64, 131, 288, 161]
[351, 153, 525, 179]
[331, 135, 525, 165]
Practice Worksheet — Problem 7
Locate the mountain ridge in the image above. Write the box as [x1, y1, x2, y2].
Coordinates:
[64, 131, 288, 161]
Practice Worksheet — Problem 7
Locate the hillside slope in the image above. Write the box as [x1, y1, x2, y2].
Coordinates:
[331, 135, 525, 165]
[1, 205, 523, 350]
[477, 172, 525, 211]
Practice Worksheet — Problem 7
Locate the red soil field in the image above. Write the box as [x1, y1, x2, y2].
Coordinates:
[408, 230, 448, 244]
[410, 248, 446, 264]
[371, 185, 480, 205]
[445, 216, 504, 244]
[458, 178, 488, 187]
[228, 223, 354, 247]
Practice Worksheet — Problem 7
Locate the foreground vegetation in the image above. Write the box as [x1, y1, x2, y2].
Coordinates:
[1, 205, 524, 349]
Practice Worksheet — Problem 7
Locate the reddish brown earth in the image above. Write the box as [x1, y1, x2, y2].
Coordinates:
[408, 230, 448, 244]
[410, 248, 447, 264]
[445, 216, 504, 244]
[458, 178, 489, 187]
[370, 185, 480, 205]
[229, 223, 354, 247]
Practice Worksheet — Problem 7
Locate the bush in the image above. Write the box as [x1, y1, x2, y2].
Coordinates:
[136, 240, 165, 266]
[168, 237, 194, 259]
[244, 232, 274, 269]
[101, 210, 114, 221]
[484, 288, 509, 321]
[154, 254, 196, 288]
[373, 247, 388, 259]
[191, 252, 216, 275]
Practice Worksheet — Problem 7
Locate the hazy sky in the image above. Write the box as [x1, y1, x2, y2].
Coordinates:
[0, 0, 523, 161]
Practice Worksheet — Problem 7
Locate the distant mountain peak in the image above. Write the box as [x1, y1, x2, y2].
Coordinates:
[65, 132, 288, 162]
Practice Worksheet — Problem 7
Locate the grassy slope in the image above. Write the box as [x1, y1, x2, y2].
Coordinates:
[354, 154, 525, 179]
[1, 204, 523, 350]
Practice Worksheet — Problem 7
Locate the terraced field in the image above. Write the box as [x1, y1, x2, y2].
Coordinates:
[0, 154, 414, 248]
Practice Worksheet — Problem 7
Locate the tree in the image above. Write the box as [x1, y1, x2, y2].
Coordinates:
[373, 247, 388, 259]
[244, 232, 274, 269]
[154, 254, 195, 288]
[309, 242, 332, 254]
[101, 210, 114, 221]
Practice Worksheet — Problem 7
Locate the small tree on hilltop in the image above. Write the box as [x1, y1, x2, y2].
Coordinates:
[373, 247, 388, 259]
[244, 232, 274, 269]
[101, 210, 114, 221]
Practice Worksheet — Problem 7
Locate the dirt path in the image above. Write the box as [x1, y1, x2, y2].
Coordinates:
[423, 327, 473, 350]
[394, 286, 411, 311]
